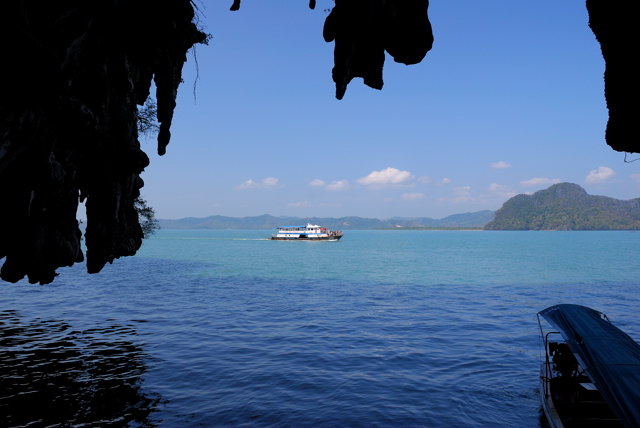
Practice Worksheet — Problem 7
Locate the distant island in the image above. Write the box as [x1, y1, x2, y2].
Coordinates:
[158, 211, 495, 230]
[158, 183, 640, 231]
[484, 182, 640, 230]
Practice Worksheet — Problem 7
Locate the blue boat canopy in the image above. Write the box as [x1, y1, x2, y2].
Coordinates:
[539, 304, 640, 427]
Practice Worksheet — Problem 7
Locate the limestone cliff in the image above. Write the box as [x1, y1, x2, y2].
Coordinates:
[484, 183, 640, 230]
[586, 1, 639, 153]
[0, 1, 206, 283]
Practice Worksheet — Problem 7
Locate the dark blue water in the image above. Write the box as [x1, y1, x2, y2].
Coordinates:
[2, 230, 639, 427]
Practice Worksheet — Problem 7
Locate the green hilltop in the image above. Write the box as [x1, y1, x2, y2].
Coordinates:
[484, 183, 640, 230]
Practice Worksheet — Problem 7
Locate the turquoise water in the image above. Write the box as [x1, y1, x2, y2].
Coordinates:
[2, 230, 639, 426]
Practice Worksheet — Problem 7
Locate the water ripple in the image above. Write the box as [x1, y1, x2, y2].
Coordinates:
[2, 230, 639, 426]
[0, 311, 160, 427]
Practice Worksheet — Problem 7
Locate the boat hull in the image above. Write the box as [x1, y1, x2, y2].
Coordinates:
[271, 223, 343, 241]
[271, 235, 342, 241]
[537, 305, 636, 428]
[539, 364, 564, 428]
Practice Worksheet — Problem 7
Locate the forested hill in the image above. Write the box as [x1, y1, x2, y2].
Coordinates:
[484, 183, 640, 230]
[158, 211, 495, 230]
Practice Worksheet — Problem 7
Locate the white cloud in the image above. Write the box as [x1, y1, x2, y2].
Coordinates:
[236, 179, 257, 189]
[488, 183, 507, 192]
[453, 186, 473, 203]
[488, 183, 517, 198]
[287, 201, 309, 208]
[262, 177, 278, 187]
[520, 177, 561, 187]
[441, 177, 451, 184]
[357, 167, 413, 186]
[402, 192, 425, 200]
[585, 166, 615, 184]
[490, 161, 511, 169]
[236, 177, 279, 190]
[631, 174, 640, 186]
[417, 176, 432, 184]
[325, 180, 349, 191]
[310, 178, 348, 191]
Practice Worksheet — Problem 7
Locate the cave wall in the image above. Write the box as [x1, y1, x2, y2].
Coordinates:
[586, 1, 639, 154]
[322, 0, 433, 99]
[0, 1, 206, 284]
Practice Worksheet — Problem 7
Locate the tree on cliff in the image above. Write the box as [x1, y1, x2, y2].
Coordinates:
[135, 98, 161, 239]
[134, 197, 160, 239]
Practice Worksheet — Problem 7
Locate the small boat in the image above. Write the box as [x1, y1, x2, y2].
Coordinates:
[271, 224, 343, 241]
[537, 304, 640, 428]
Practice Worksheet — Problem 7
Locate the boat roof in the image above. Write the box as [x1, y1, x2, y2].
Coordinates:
[539, 304, 640, 427]
[277, 224, 322, 228]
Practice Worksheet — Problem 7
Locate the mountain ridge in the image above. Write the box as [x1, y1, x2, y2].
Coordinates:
[158, 210, 495, 230]
[157, 184, 640, 231]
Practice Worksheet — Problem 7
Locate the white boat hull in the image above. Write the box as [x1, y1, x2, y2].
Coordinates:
[271, 223, 343, 241]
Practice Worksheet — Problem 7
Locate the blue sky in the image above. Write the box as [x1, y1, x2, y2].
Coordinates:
[139, 0, 639, 220]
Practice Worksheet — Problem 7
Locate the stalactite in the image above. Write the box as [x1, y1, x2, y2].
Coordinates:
[323, 0, 433, 100]
[586, 1, 639, 154]
[0, 1, 207, 284]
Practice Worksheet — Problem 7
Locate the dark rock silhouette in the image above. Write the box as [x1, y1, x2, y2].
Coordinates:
[230, 0, 315, 11]
[0, 1, 206, 284]
[231, 0, 433, 99]
[586, 1, 638, 153]
[323, 0, 433, 99]
[0, 1, 635, 284]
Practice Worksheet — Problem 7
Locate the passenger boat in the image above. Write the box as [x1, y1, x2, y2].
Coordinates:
[537, 304, 640, 428]
[271, 224, 343, 241]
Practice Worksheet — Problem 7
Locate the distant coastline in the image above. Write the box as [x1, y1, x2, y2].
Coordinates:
[377, 227, 484, 231]
[158, 211, 495, 230]
[157, 183, 640, 232]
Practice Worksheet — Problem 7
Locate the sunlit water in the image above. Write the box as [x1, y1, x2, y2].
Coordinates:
[2, 230, 639, 427]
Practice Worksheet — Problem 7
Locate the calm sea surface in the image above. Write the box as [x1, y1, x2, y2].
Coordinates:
[2, 230, 639, 427]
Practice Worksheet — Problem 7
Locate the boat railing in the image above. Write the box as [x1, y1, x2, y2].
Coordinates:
[541, 331, 563, 398]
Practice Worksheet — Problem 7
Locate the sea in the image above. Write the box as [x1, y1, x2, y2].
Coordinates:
[1, 229, 639, 427]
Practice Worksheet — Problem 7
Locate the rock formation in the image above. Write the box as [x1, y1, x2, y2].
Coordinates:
[0, 1, 206, 284]
[484, 183, 640, 230]
[586, 1, 639, 153]
[231, 0, 433, 100]
[322, 0, 433, 99]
